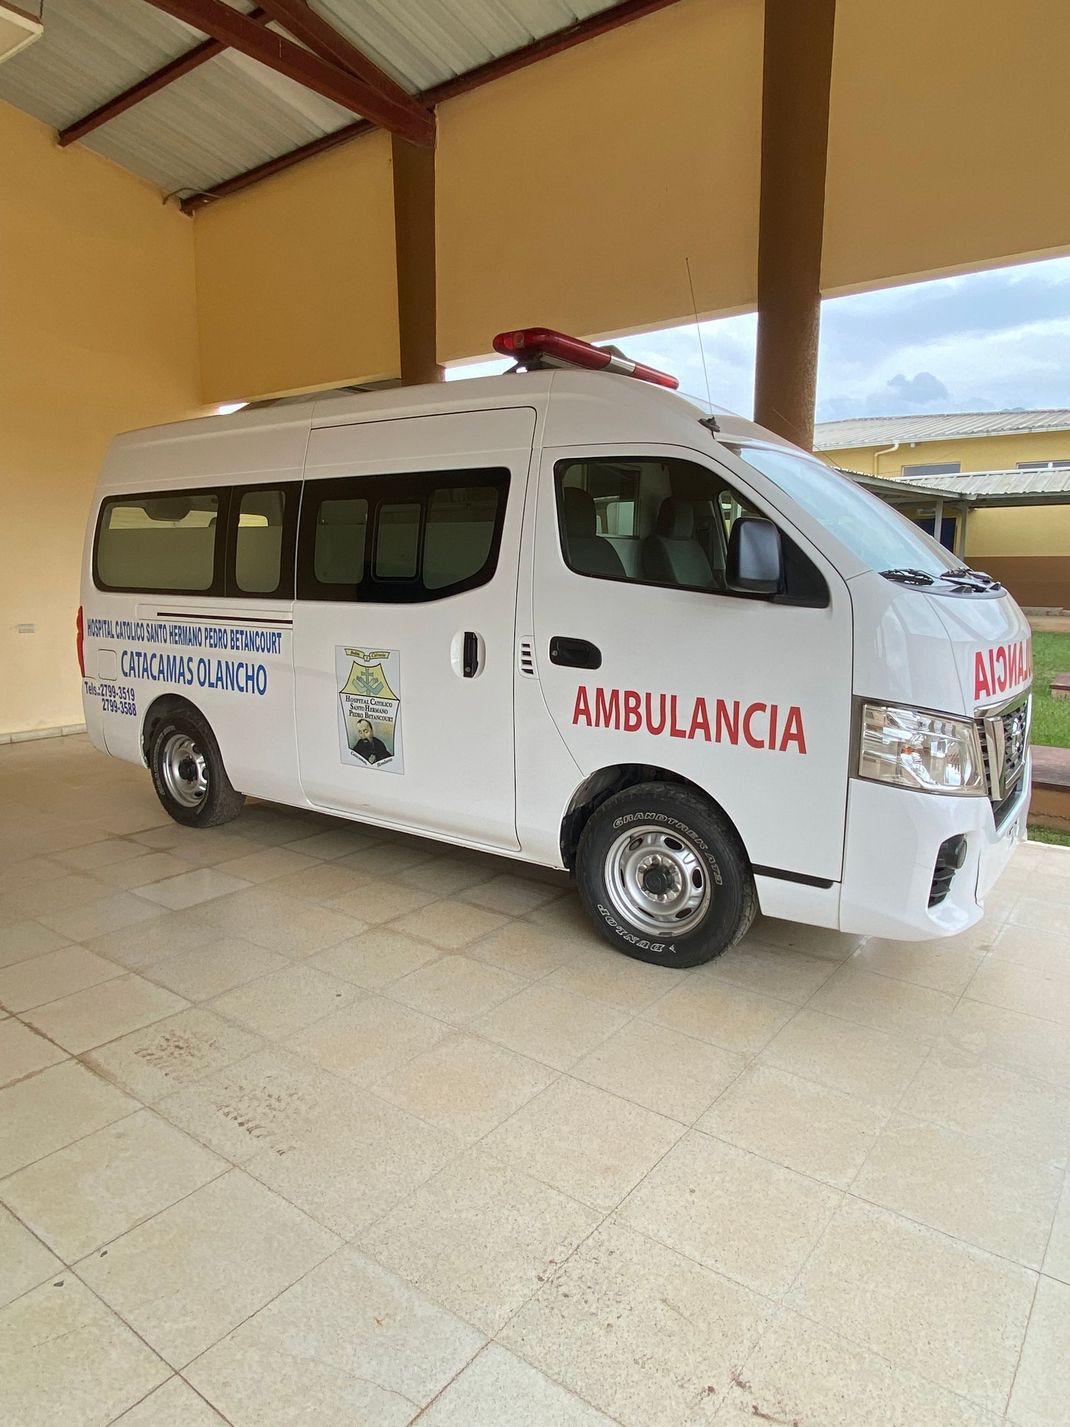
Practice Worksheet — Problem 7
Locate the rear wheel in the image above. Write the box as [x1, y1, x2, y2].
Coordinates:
[149, 710, 245, 828]
[575, 782, 756, 968]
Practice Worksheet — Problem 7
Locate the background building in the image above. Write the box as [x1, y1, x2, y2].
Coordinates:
[817, 412, 1070, 608]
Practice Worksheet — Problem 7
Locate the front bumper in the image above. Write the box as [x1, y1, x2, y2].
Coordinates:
[839, 757, 1029, 940]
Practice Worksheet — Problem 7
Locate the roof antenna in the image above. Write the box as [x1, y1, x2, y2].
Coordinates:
[686, 257, 719, 432]
[685, 257, 712, 408]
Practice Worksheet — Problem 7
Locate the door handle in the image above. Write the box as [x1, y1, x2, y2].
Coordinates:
[549, 636, 602, 670]
[462, 631, 480, 678]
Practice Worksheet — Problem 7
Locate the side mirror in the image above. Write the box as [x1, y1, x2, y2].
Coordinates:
[727, 516, 783, 595]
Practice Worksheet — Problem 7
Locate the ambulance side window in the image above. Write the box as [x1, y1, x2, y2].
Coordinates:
[298, 469, 509, 602]
[228, 484, 300, 598]
[94, 489, 224, 595]
[554, 457, 827, 606]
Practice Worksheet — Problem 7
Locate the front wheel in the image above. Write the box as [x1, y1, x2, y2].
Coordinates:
[575, 783, 756, 967]
[149, 710, 245, 828]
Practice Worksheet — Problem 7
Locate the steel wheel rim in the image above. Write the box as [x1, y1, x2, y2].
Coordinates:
[161, 732, 208, 809]
[603, 824, 712, 935]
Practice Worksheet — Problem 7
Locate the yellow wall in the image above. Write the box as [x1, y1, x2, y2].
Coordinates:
[822, 0, 1070, 293]
[435, 0, 763, 362]
[184, 0, 1070, 388]
[0, 102, 201, 737]
[824, 430, 1070, 477]
[966, 508, 1070, 559]
[194, 133, 399, 404]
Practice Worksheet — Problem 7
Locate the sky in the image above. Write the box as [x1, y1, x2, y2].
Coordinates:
[446, 254, 1070, 425]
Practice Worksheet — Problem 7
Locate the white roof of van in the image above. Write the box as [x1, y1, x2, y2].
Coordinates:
[112, 371, 791, 464]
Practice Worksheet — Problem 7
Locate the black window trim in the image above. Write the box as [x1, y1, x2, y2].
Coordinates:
[224, 480, 302, 600]
[553, 455, 829, 609]
[297, 467, 511, 604]
[92, 485, 230, 598]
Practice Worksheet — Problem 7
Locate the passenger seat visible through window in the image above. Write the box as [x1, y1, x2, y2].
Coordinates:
[642, 497, 716, 589]
[560, 487, 626, 579]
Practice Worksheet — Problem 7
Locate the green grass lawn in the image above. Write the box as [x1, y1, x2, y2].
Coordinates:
[1030, 631, 1070, 749]
[1028, 631, 1070, 845]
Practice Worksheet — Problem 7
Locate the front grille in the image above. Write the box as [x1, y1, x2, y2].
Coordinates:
[991, 775, 1028, 831]
[981, 695, 1031, 805]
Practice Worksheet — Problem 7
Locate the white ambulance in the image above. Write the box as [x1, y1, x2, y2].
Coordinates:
[79, 328, 1032, 967]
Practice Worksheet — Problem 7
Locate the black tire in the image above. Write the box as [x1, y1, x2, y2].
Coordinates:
[149, 709, 245, 828]
[575, 782, 756, 968]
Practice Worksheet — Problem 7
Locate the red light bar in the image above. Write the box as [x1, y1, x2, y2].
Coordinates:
[493, 327, 679, 389]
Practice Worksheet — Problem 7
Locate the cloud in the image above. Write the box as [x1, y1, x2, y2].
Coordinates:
[447, 254, 1070, 423]
[886, 371, 950, 406]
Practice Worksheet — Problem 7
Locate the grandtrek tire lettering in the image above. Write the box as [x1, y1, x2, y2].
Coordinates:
[610, 809, 724, 883]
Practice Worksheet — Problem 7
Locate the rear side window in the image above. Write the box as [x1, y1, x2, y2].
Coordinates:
[231, 484, 299, 598]
[425, 485, 502, 590]
[299, 469, 509, 602]
[314, 497, 369, 587]
[95, 490, 222, 594]
[375, 503, 421, 580]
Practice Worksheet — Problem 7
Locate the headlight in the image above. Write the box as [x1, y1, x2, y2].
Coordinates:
[858, 703, 985, 795]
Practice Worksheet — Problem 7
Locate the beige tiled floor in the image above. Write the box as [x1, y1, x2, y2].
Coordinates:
[0, 735, 1069, 1425]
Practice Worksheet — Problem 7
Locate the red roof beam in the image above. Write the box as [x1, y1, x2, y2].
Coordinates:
[141, 0, 434, 144]
[255, 0, 422, 119]
[59, 6, 270, 147]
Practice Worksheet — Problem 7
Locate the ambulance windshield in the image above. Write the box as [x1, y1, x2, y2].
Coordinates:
[731, 445, 964, 582]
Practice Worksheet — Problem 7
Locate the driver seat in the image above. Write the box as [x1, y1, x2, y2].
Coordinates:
[642, 497, 716, 589]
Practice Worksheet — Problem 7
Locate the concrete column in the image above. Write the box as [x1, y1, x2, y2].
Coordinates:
[955, 505, 970, 558]
[391, 131, 443, 385]
[933, 497, 944, 546]
[753, 0, 837, 450]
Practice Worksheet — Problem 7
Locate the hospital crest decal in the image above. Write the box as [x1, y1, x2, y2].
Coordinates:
[336, 646, 403, 773]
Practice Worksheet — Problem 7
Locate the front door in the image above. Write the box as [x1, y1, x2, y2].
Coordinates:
[529, 445, 853, 883]
[293, 408, 535, 851]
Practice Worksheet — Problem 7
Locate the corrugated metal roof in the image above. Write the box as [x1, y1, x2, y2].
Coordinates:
[814, 409, 1070, 451]
[885, 468, 1070, 498]
[0, 0, 622, 196]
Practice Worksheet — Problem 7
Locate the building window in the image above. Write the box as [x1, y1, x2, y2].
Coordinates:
[902, 462, 961, 477]
[1016, 459, 1070, 470]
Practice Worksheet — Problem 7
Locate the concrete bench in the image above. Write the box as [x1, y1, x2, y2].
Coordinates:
[1031, 744, 1070, 831]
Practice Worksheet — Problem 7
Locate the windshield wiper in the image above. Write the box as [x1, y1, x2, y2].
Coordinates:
[879, 568, 936, 586]
[938, 566, 1003, 591]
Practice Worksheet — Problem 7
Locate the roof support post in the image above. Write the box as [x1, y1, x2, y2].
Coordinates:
[753, 0, 837, 450]
[956, 505, 970, 558]
[391, 131, 442, 385]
